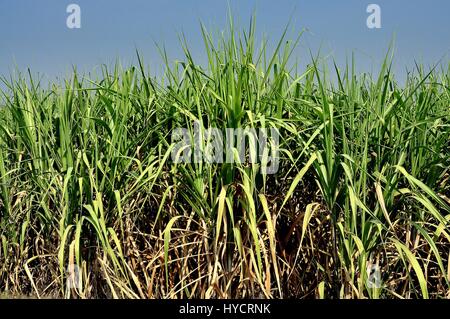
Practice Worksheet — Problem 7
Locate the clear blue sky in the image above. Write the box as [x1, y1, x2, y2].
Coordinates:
[0, 0, 449, 81]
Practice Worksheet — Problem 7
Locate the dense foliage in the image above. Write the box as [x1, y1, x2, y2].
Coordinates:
[1, 20, 449, 298]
